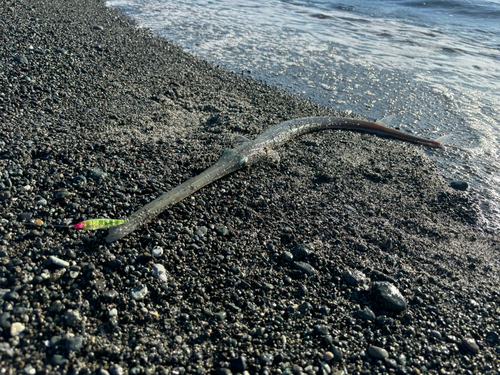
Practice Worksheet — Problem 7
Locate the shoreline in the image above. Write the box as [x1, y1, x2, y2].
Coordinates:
[1, 0, 499, 374]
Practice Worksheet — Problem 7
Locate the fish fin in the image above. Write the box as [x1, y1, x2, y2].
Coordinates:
[232, 135, 251, 145]
[376, 115, 395, 126]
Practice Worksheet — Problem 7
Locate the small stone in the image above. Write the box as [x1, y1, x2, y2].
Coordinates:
[230, 356, 247, 371]
[314, 324, 329, 335]
[450, 180, 468, 191]
[55, 190, 71, 200]
[3, 291, 19, 301]
[130, 284, 148, 300]
[153, 264, 167, 282]
[0, 342, 13, 357]
[283, 251, 293, 261]
[215, 368, 232, 375]
[293, 243, 314, 258]
[64, 310, 81, 327]
[429, 330, 442, 340]
[343, 269, 368, 286]
[356, 306, 376, 321]
[0, 191, 11, 201]
[13, 55, 28, 64]
[93, 25, 104, 30]
[109, 308, 118, 317]
[10, 322, 25, 336]
[216, 311, 226, 321]
[371, 282, 407, 312]
[319, 305, 331, 315]
[73, 175, 87, 186]
[299, 301, 313, 314]
[152, 246, 163, 257]
[324, 351, 334, 361]
[174, 335, 183, 344]
[36, 198, 48, 206]
[215, 226, 229, 236]
[0, 312, 11, 328]
[23, 364, 36, 375]
[102, 289, 118, 301]
[89, 169, 107, 180]
[108, 365, 125, 375]
[329, 346, 343, 361]
[49, 256, 69, 267]
[259, 352, 274, 365]
[368, 345, 389, 359]
[195, 226, 208, 237]
[293, 261, 316, 275]
[66, 335, 83, 351]
[462, 337, 479, 354]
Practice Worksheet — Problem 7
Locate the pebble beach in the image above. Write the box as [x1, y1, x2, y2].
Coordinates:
[1, 0, 500, 374]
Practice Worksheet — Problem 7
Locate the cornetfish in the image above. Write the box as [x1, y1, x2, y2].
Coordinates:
[106, 116, 442, 242]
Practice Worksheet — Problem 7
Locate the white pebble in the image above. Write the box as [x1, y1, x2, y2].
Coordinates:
[11, 322, 25, 336]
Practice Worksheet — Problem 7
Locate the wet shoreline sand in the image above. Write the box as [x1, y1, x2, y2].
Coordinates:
[1, 0, 499, 373]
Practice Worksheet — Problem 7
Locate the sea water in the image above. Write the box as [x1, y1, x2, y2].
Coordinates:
[106, 0, 500, 231]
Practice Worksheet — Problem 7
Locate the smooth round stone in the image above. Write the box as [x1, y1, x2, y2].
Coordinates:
[10, 322, 25, 336]
[368, 345, 389, 359]
[152, 246, 163, 257]
[89, 169, 107, 180]
[293, 261, 316, 275]
[49, 256, 69, 267]
[130, 284, 148, 300]
[108, 308, 118, 317]
[293, 243, 314, 258]
[108, 365, 125, 375]
[13, 54, 28, 64]
[283, 251, 293, 262]
[323, 351, 334, 361]
[23, 364, 36, 375]
[449, 180, 468, 191]
[153, 264, 167, 282]
[462, 337, 480, 354]
[3, 291, 19, 301]
[371, 282, 407, 312]
[174, 335, 183, 344]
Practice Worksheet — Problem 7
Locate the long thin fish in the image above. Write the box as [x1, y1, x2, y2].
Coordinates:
[106, 116, 442, 242]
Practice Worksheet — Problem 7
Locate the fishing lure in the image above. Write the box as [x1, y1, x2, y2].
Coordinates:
[73, 219, 126, 230]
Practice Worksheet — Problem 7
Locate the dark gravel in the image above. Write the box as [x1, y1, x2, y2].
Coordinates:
[1, 0, 500, 374]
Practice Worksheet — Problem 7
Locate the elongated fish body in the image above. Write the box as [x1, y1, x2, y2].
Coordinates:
[106, 117, 442, 242]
